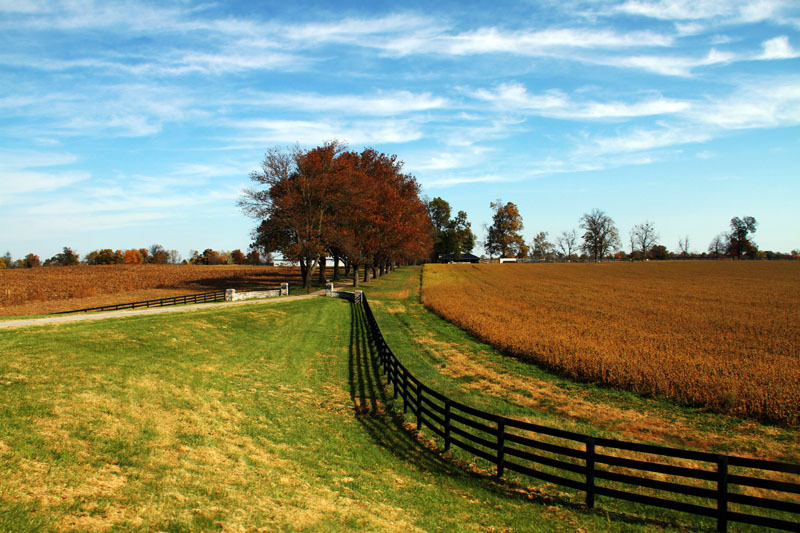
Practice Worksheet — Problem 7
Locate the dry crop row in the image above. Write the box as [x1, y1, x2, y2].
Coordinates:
[421, 262, 800, 425]
[0, 264, 301, 309]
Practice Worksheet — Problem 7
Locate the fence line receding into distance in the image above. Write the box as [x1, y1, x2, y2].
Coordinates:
[55, 289, 227, 314]
[359, 293, 800, 533]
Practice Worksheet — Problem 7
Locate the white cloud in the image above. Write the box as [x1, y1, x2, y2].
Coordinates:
[614, 0, 788, 23]
[235, 90, 447, 116]
[232, 118, 424, 146]
[573, 77, 800, 157]
[601, 47, 736, 76]
[438, 27, 672, 56]
[0, 170, 90, 201]
[422, 174, 512, 188]
[0, 149, 89, 202]
[582, 125, 713, 154]
[1, 85, 206, 138]
[170, 163, 253, 179]
[693, 79, 800, 129]
[759, 36, 800, 59]
[470, 82, 690, 118]
[0, 149, 77, 169]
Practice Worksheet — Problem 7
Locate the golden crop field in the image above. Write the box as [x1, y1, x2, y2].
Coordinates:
[0, 264, 302, 316]
[421, 261, 800, 425]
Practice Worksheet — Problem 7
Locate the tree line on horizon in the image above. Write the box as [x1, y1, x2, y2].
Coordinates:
[428, 198, 799, 262]
[0, 245, 275, 270]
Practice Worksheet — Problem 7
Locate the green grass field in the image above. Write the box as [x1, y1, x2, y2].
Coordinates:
[0, 267, 796, 531]
[0, 292, 614, 532]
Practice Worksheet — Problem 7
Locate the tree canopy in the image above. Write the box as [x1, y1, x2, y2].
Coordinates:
[485, 200, 528, 259]
[428, 197, 476, 260]
[726, 216, 757, 259]
[241, 142, 432, 288]
[580, 209, 620, 262]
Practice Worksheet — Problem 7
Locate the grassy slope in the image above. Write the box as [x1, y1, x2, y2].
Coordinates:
[359, 266, 799, 531]
[1, 296, 621, 532]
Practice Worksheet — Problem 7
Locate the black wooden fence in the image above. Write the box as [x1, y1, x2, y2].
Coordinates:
[55, 290, 226, 314]
[360, 293, 800, 532]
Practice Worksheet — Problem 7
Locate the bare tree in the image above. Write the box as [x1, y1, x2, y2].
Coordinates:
[678, 235, 691, 256]
[556, 229, 578, 261]
[708, 234, 725, 258]
[580, 209, 620, 262]
[531, 231, 554, 261]
[630, 221, 658, 260]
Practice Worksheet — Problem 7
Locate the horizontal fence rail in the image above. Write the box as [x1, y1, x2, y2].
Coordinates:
[359, 293, 800, 533]
[55, 289, 227, 314]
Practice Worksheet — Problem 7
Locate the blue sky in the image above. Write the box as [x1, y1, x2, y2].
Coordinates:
[1, 0, 799, 260]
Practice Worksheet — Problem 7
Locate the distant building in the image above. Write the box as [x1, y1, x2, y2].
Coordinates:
[437, 253, 480, 263]
[498, 257, 517, 263]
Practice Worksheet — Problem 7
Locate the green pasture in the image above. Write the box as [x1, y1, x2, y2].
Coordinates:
[0, 267, 795, 531]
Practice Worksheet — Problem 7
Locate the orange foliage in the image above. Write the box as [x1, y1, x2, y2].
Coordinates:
[123, 249, 143, 264]
[421, 262, 800, 425]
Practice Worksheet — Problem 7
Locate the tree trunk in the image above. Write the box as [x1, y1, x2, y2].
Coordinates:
[318, 254, 326, 284]
[333, 255, 340, 281]
[344, 259, 351, 277]
[352, 263, 359, 287]
[372, 264, 377, 279]
[303, 257, 318, 290]
[363, 261, 369, 283]
[299, 259, 307, 285]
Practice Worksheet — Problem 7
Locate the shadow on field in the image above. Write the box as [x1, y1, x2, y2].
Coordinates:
[347, 301, 457, 474]
[346, 301, 689, 532]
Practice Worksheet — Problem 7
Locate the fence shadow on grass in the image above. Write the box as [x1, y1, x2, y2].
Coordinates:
[345, 300, 682, 531]
[348, 301, 457, 474]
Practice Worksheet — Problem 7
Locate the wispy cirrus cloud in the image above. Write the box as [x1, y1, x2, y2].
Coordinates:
[611, 0, 790, 23]
[573, 76, 800, 156]
[0, 149, 89, 202]
[470, 82, 690, 118]
[231, 90, 448, 116]
[383, 27, 673, 57]
[230, 117, 424, 146]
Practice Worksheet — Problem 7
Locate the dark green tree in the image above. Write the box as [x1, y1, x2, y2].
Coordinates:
[427, 198, 475, 259]
[726, 216, 757, 259]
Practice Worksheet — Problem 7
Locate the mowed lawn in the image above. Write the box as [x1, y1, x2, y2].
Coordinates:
[1, 296, 620, 532]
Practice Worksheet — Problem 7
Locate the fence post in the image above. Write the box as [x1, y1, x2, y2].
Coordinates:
[717, 455, 728, 533]
[392, 359, 399, 399]
[403, 369, 409, 413]
[586, 437, 595, 508]
[497, 420, 505, 478]
[444, 399, 452, 452]
[325, 282, 334, 296]
[281, 282, 289, 296]
[416, 385, 423, 431]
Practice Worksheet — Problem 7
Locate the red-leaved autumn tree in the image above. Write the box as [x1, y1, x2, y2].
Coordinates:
[241, 142, 432, 288]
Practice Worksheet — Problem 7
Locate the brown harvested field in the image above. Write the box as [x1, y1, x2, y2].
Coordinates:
[421, 261, 800, 425]
[0, 264, 302, 316]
